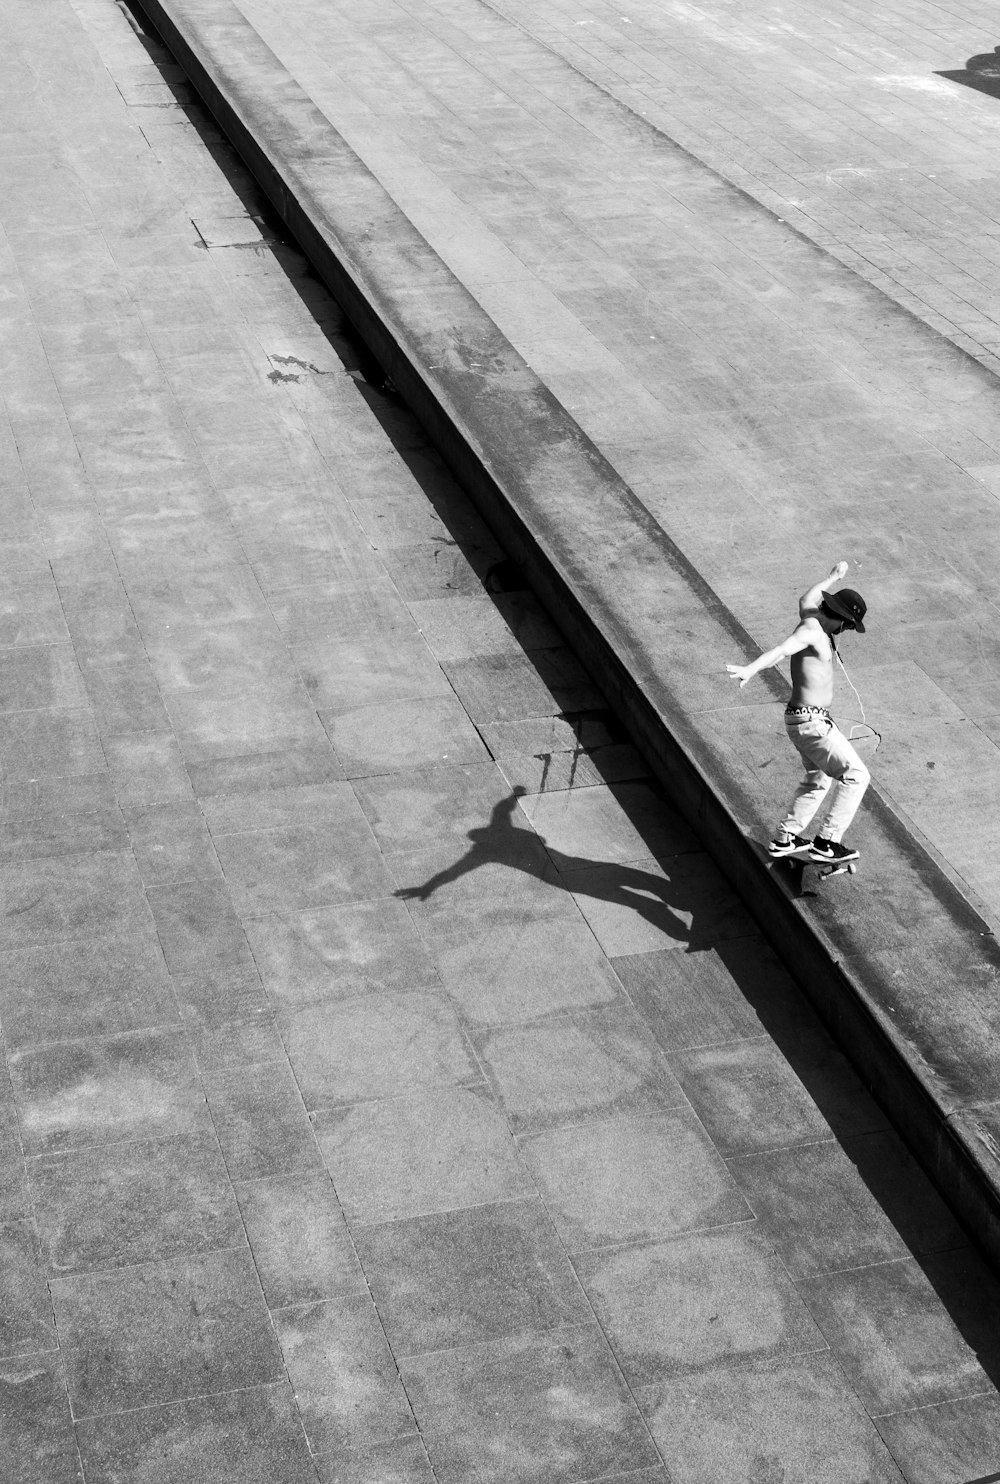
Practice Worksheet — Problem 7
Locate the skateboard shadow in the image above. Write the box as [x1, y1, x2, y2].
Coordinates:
[771, 853, 824, 899]
[394, 787, 708, 950]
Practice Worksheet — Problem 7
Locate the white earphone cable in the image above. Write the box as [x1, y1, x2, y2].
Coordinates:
[835, 649, 882, 752]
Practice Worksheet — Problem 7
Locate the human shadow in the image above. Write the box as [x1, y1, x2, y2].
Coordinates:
[395, 786, 736, 952]
[937, 46, 1000, 102]
[395, 790, 1000, 1390]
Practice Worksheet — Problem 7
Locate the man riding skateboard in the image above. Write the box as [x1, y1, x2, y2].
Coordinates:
[726, 560, 869, 867]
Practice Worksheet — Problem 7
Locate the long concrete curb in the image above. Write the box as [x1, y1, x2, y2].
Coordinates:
[133, 0, 1000, 1263]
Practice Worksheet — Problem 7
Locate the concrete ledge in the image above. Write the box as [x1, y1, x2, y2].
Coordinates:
[134, 0, 1000, 1261]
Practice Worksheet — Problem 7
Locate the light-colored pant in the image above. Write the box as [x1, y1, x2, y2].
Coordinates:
[780, 712, 870, 843]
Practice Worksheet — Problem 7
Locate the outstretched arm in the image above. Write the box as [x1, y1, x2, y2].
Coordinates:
[799, 560, 848, 618]
[726, 622, 814, 690]
[394, 850, 483, 902]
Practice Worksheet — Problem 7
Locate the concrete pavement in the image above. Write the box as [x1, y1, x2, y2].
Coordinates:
[225, 0, 1000, 918]
[133, 0, 1000, 1269]
[486, 0, 1000, 376]
[2, 0, 1000, 1482]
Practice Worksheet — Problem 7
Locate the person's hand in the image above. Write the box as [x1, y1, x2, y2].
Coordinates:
[725, 663, 753, 689]
[831, 560, 848, 581]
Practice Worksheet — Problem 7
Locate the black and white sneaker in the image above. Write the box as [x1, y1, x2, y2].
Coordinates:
[768, 833, 811, 857]
[808, 838, 859, 864]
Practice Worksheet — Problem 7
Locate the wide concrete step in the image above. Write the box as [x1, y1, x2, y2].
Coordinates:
[134, 0, 1000, 1264]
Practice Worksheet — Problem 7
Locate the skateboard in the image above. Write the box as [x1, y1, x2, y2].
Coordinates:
[770, 843, 858, 887]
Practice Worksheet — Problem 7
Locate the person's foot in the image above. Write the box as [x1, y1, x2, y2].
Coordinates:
[808, 838, 859, 864]
[768, 832, 811, 857]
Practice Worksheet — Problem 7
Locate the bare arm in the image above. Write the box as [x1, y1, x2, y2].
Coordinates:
[799, 560, 848, 619]
[726, 622, 815, 690]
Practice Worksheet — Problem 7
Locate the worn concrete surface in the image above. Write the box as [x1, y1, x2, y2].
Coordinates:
[2, 0, 1000, 1481]
[478, 0, 1000, 377]
[132, 0, 1000, 1267]
[225, 0, 1000, 919]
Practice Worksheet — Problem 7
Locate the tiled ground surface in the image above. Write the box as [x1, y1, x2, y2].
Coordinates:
[3, 0, 1000, 1481]
[487, 0, 1000, 374]
[231, 0, 1000, 921]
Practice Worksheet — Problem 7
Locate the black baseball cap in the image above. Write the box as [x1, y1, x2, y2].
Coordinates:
[822, 589, 866, 633]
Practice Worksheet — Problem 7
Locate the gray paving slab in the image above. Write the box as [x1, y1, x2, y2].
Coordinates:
[186, 1004, 286, 1075]
[799, 1250, 1000, 1414]
[322, 694, 490, 777]
[430, 896, 627, 1026]
[29, 1131, 241, 1277]
[9, 1027, 212, 1158]
[574, 1225, 827, 1386]
[146, 876, 255, 974]
[51, 1246, 283, 1417]
[352, 760, 532, 856]
[210, 814, 394, 914]
[78, 659, 170, 735]
[495, 739, 649, 793]
[613, 934, 816, 1052]
[875, 1391, 1000, 1484]
[168, 964, 271, 1030]
[271, 1293, 416, 1455]
[298, 630, 455, 712]
[518, 1107, 752, 1253]
[521, 780, 699, 864]
[0, 1351, 80, 1484]
[0, 797, 126, 865]
[164, 679, 343, 796]
[103, 731, 192, 806]
[640, 1351, 907, 1484]
[0, 1064, 30, 1218]
[378, 534, 502, 600]
[357, 1197, 592, 1356]
[244, 896, 441, 1007]
[0, 710, 104, 782]
[75, 1384, 317, 1484]
[280, 989, 480, 1109]
[312, 1434, 437, 1484]
[0, 931, 175, 1050]
[728, 1132, 968, 1280]
[201, 1059, 323, 1182]
[4, 0, 1000, 1474]
[124, 799, 221, 886]
[314, 1085, 534, 1227]
[0, 849, 152, 952]
[235, 1169, 366, 1309]
[564, 853, 757, 957]
[442, 650, 601, 722]
[471, 1000, 687, 1133]
[0, 1220, 58, 1361]
[401, 1324, 661, 1484]
[672, 1035, 890, 1157]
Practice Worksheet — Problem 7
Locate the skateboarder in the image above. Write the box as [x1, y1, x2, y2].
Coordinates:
[726, 561, 869, 866]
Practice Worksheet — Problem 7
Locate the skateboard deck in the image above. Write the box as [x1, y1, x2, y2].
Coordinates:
[769, 843, 858, 885]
